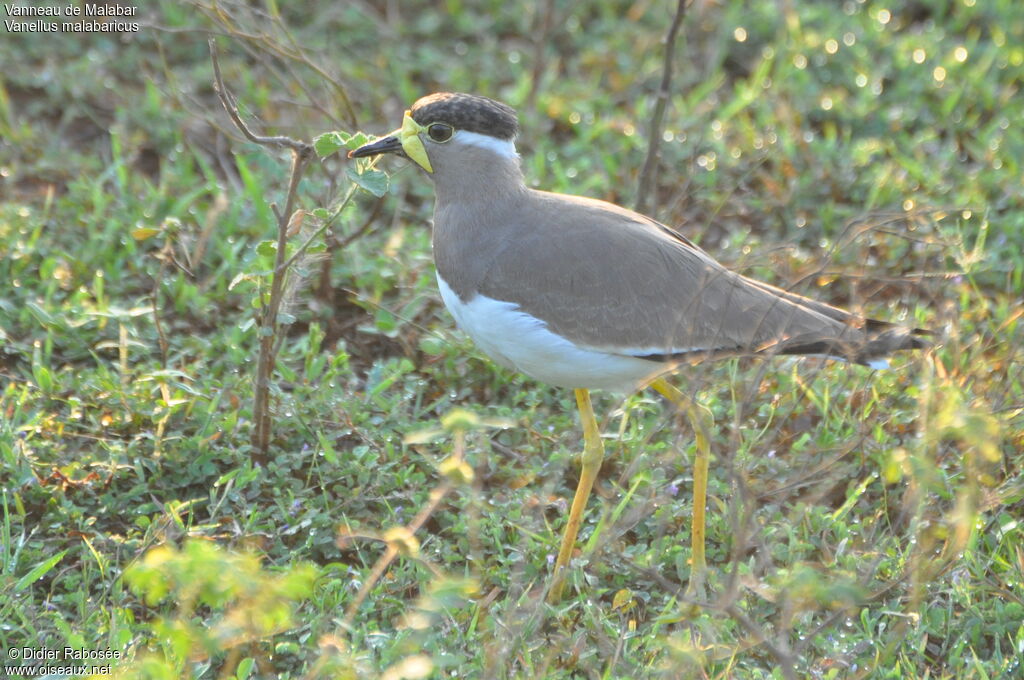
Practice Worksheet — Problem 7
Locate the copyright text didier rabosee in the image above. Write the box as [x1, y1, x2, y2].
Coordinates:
[4, 3, 140, 33]
[4, 646, 121, 676]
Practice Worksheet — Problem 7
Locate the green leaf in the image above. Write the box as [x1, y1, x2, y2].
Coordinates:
[32, 362, 53, 394]
[26, 301, 56, 326]
[15, 550, 68, 592]
[313, 131, 349, 158]
[256, 240, 278, 257]
[612, 588, 634, 611]
[344, 131, 370, 150]
[346, 166, 389, 197]
[311, 207, 330, 220]
[131, 227, 161, 241]
[403, 427, 445, 445]
[418, 336, 445, 355]
[31, 342, 53, 394]
[236, 657, 255, 679]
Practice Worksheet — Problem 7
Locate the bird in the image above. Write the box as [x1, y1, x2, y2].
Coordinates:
[349, 92, 929, 603]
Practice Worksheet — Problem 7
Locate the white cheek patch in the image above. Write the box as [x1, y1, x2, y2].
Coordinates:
[452, 131, 519, 160]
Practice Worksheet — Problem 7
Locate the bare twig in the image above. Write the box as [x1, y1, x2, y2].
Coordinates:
[726, 603, 798, 680]
[251, 151, 311, 453]
[526, 0, 557, 109]
[269, 182, 369, 363]
[151, 246, 171, 367]
[187, 2, 358, 128]
[210, 39, 313, 154]
[281, 182, 364, 274]
[316, 192, 387, 302]
[341, 425, 476, 626]
[341, 480, 454, 626]
[336, 194, 386, 251]
[209, 39, 315, 454]
[635, 0, 689, 215]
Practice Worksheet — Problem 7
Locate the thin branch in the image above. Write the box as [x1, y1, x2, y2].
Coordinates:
[209, 38, 315, 454]
[341, 427, 474, 626]
[526, 0, 557, 109]
[209, 38, 313, 154]
[635, 0, 689, 215]
[335, 194, 386, 251]
[281, 182, 362, 274]
[310, 192, 384, 305]
[151, 247, 171, 367]
[726, 604, 798, 680]
[252, 148, 312, 453]
[343, 482, 455, 626]
[194, 1, 360, 127]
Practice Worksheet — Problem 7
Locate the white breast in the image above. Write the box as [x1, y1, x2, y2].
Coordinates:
[436, 274, 663, 391]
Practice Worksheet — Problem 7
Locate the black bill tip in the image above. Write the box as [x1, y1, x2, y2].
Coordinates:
[348, 135, 403, 159]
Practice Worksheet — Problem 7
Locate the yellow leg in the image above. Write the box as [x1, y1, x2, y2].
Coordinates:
[650, 377, 712, 596]
[547, 388, 605, 604]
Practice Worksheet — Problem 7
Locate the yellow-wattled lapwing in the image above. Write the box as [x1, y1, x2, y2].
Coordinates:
[350, 92, 929, 602]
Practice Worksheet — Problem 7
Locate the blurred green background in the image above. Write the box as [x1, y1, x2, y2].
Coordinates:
[1, 1, 1022, 678]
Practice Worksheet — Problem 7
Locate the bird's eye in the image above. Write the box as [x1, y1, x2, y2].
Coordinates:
[427, 124, 453, 142]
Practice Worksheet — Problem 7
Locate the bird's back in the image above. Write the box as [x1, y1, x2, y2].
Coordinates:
[440, 188, 926, 365]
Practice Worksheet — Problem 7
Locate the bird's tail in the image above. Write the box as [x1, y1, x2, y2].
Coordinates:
[770, 323, 932, 368]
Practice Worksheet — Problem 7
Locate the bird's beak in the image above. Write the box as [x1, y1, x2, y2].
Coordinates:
[348, 110, 434, 173]
[348, 134, 403, 158]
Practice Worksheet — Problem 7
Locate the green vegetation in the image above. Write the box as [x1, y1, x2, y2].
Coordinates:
[1, 1, 1021, 677]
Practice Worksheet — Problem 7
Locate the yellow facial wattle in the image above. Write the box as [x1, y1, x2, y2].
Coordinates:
[399, 110, 433, 173]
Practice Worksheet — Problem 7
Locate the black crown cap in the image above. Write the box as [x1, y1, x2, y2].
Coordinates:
[411, 93, 518, 141]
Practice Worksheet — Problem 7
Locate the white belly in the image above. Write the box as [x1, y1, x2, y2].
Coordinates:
[436, 274, 663, 391]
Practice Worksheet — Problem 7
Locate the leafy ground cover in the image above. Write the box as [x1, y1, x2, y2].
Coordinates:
[1, 1, 1022, 677]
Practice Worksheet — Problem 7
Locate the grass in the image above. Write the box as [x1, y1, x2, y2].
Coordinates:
[1, 0, 1022, 677]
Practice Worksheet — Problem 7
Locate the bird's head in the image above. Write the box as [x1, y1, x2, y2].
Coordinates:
[349, 92, 520, 179]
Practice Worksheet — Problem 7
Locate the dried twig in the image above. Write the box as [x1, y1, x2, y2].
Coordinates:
[726, 603, 798, 680]
[341, 481, 454, 626]
[209, 38, 315, 454]
[342, 426, 471, 625]
[338, 414, 494, 627]
[635, 0, 689, 215]
[526, 0, 557, 109]
[210, 40, 313, 154]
